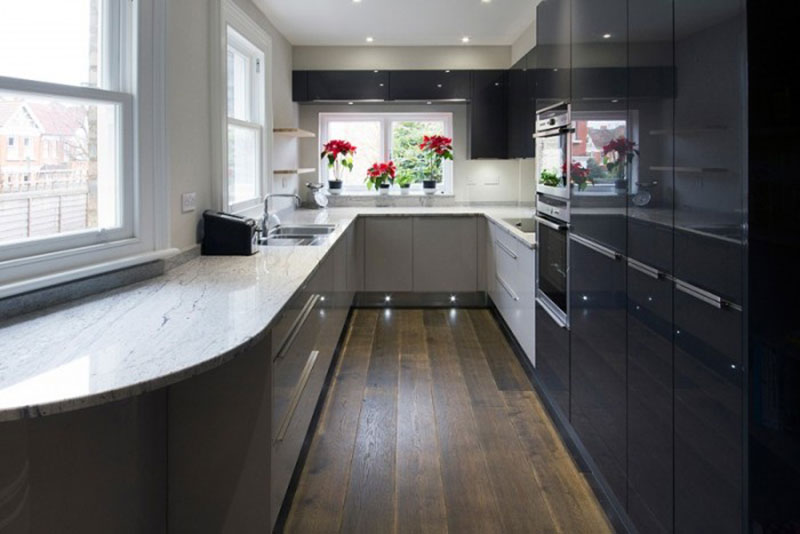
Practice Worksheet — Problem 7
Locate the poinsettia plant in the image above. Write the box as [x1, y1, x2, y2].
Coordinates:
[602, 136, 639, 181]
[365, 161, 396, 190]
[563, 161, 592, 191]
[320, 139, 357, 182]
[419, 135, 453, 183]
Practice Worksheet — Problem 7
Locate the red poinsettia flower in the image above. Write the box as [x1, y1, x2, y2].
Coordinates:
[602, 136, 637, 157]
[365, 161, 396, 189]
[321, 139, 357, 163]
[563, 161, 590, 181]
[419, 135, 454, 159]
[321, 139, 357, 179]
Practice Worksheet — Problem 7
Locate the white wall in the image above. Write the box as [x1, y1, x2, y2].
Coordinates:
[298, 103, 535, 205]
[293, 46, 512, 71]
[167, 0, 212, 251]
[167, 0, 298, 251]
[511, 20, 536, 66]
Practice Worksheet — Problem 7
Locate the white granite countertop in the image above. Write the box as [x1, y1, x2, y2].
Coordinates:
[0, 206, 534, 422]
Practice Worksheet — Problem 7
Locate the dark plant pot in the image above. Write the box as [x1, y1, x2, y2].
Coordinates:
[328, 180, 343, 195]
[378, 183, 391, 195]
[614, 178, 627, 191]
[423, 180, 437, 195]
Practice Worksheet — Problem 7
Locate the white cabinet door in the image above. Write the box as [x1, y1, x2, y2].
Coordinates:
[487, 221, 536, 366]
[412, 217, 479, 292]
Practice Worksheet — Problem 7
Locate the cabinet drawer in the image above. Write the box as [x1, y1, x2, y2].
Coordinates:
[489, 221, 536, 364]
[270, 286, 312, 358]
[271, 343, 333, 526]
[272, 293, 323, 439]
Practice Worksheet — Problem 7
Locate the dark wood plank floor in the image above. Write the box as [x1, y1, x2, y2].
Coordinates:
[283, 309, 613, 534]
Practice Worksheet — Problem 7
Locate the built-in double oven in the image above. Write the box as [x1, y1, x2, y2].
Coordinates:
[535, 102, 572, 329]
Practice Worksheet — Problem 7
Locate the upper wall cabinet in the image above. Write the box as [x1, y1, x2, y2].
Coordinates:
[507, 58, 535, 159]
[292, 71, 308, 102]
[470, 70, 508, 159]
[389, 70, 471, 101]
[306, 70, 390, 101]
[535, 0, 571, 107]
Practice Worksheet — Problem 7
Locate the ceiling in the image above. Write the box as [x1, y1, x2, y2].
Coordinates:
[254, 0, 539, 47]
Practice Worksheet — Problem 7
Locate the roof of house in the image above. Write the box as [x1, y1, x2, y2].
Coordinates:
[0, 99, 86, 136]
[586, 125, 626, 153]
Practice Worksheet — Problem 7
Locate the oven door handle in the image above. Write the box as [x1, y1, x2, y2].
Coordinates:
[533, 127, 574, 139]
[535, 216, 568, 232]
[535, 296, 568, 329]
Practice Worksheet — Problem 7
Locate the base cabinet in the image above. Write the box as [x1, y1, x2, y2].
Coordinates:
[534, 301, 570, 417]
[168, 338, 272, 534]
[569, 236, 628, 504]
[270, 232, 352, 528]
[487, 220, 536, 365]
[412, 217, 479, 292]
[364, 217, 414, 292]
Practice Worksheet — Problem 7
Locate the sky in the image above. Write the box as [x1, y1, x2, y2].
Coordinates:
[0, 0, 94, 88]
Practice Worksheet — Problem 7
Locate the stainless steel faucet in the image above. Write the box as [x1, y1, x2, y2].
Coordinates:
[261, 193, 302, 234]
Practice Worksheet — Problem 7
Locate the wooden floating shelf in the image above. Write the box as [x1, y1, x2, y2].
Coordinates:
[273, 128, 316, 138]
[274, 168, 316, 175]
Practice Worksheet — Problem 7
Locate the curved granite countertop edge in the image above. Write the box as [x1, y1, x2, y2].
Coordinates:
[0, 207, 535, 422]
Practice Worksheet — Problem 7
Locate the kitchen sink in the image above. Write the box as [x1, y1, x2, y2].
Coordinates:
[503, 218, 537, 233]
[258, 224, 337, 246]
[268, 224, 337, 236]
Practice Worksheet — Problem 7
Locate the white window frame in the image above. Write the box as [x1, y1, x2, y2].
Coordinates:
[319, 112, 454, 194]
[0, 0, 171, 298]
[212, 0, 273, 217]
[225, 27, 266, 213]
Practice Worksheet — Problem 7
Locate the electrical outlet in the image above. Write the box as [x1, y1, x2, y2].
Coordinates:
[181, 192, 197, 213]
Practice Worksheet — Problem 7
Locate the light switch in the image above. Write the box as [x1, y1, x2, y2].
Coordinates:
[181, 192, 197, 213]
[483, 176, 500, 185]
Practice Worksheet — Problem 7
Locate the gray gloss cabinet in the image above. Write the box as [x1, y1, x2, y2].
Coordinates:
[168, 337, 272, 534]
[412, 217, 479, 292]
[364, 217, 413, 292]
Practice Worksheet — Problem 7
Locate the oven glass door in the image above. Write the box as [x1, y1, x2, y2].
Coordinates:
[535, 130, 570, 198]
[537, 219, 568, 313]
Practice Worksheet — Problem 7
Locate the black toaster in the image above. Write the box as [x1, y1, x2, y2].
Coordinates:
[201, 210, 258, 256]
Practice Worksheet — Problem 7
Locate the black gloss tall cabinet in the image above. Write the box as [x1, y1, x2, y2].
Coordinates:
[530, 0, 752, 532]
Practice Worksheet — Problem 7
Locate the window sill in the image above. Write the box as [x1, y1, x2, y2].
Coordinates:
[0, 247, 180, 300]
[328, 191, 454, 198]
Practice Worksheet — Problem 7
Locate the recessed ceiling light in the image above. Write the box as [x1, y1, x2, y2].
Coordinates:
[366, 36, 374, 43]
[461, 36, 470, 43]
[603, 33, 612, 39]
[481, 0, 492, 3]
[353, 0, 361, 3]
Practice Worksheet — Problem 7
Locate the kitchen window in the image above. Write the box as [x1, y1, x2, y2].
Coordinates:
[225, 26, 266, 212]
[319, 112, 454, 193]
[0, 0, 167, 297]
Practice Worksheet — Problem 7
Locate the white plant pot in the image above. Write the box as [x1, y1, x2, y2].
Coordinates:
[379, 186, 390, 196]
[400, 187, 410, 195]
